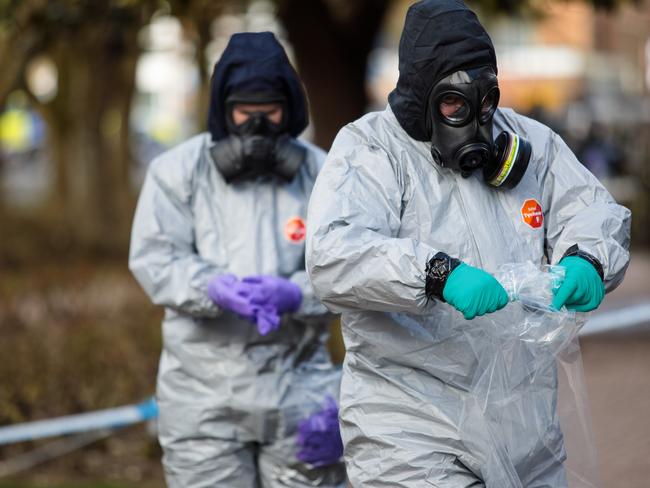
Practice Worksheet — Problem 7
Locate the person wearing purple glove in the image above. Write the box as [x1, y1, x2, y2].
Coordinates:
[129, 32, 344, 488]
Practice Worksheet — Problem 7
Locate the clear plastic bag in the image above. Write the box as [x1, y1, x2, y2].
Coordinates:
[457, 262, 600, 487]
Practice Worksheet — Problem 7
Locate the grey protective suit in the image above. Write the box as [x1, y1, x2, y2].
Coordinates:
[305, 105, 630, 487]
[129, 132, 345, 487]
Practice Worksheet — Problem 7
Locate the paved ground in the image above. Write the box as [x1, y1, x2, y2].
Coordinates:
[581, 330, 650, 488]
[579, 249, 650, 488]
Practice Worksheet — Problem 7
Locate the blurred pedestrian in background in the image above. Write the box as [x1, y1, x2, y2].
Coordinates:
[577, 123, 625, 180]
[306, 0, 631, 486]
[129, 31, 345, 488]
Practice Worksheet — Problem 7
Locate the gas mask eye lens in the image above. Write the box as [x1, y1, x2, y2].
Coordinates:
[479, 87, 499, 123]
[438, 93, 470, 124]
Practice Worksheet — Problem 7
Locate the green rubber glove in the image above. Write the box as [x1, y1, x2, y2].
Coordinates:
[442, 263, 509, 320]
[552, 256, 605, 312]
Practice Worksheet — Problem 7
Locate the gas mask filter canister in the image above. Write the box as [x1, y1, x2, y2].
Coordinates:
[484, 131, 532, 189]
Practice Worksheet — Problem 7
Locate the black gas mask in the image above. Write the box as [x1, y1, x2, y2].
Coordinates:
[427, 67, 531, 189]
[211, 92, 306, 183]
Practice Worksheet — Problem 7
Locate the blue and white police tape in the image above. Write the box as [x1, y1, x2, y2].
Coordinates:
[579, 302, 650, 336]
[0, 397, 158, 445]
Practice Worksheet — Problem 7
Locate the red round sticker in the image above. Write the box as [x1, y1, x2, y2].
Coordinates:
[284, 216, 306, 243]
[521, 199, 544, 229]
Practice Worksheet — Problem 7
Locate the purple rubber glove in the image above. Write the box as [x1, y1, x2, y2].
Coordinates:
[241, 275, 302, 313]
[207, 274, 257, 320]
[254, 303, 281, 335]
[207, 274, 281, 335]
[296, 396, 343, 467]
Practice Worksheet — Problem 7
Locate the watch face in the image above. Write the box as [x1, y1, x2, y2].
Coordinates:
[431, 258, 448, 279]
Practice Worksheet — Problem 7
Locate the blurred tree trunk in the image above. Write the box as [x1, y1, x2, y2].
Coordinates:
[194, 22, 212, 132]
[0, 150, 5, 225]
[0, 100, 5, 220]
[24, 24, 142, 252]
[170, 0, 230, 132]
[278, 0, 390, 149]
[0, 1, 158, 254]
[0, 26, 42, 106]
[179, 15, 214, 133]
[0, 23, 42, 243]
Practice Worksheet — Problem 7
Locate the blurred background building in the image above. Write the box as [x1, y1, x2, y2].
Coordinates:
[0, 1, 649, 487]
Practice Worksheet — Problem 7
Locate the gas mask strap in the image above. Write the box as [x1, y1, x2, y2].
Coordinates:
[225, 92, 288, 136]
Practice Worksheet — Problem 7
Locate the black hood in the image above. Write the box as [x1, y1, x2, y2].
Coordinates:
[208, 32, 308, 142]
[388, 0, 497, 141]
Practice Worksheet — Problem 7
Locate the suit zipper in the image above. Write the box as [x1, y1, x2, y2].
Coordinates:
[454, 178, 484, 268]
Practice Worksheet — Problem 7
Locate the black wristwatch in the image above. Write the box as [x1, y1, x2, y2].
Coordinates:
[425, 252, 462, 301]
[562, 244, 605, 281]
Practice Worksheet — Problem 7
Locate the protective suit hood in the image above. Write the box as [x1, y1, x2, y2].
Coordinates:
[208, 32, 308, 142]
[388, 0, 498, 141]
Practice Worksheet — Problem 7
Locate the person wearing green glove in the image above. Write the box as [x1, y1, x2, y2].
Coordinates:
[306, 1, 631, 485]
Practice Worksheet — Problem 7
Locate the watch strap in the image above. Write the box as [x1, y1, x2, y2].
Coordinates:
[561, 244, 605, 281]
